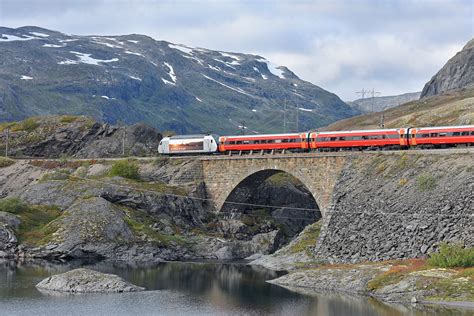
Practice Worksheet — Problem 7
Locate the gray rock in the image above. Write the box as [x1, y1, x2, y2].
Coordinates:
[0, 211, 21, 229]
[36, 268, 145, 293]
[421, 39, 474, 98]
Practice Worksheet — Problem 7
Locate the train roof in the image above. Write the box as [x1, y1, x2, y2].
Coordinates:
[167, 134, 213, 139]
[414, 125, 474, 130]
[316, 128, 401, 135]
[221, 132, 305, 139]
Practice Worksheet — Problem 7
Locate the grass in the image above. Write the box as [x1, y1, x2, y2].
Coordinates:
[367, 259, 428, 291]
[109, 159, 140, 180]
[289, 221, 322, 256]
[0, 157, 15, 168]
[122, 208, 189, 246]
[417, 173, 437, 191]
[427, 242, 474, 268]
[0, 197, 61, 245]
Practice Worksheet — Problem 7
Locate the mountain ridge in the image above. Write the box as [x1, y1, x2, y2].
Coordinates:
[0, 26, 358, 134]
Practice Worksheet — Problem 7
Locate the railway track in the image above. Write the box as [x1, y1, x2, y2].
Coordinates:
[6, 146, 474, 162]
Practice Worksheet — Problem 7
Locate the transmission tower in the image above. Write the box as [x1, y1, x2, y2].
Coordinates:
[356, 89, 368, 99]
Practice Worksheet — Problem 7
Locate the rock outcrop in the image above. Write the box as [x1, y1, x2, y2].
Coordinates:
[421, 39, 474, 98]
[2, 116, 162, 158]
[36, 268, 145, 293]
[315, 153, 473, 263]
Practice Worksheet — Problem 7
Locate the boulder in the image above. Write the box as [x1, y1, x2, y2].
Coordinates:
[36, 268, 145, 293]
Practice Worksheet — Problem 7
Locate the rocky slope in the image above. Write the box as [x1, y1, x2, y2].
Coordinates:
[324, 87, 474, 131]
[347, 92, 420, 113]
[0, 157, 318, 262]
[0, 116, 161, 158]
[421, 39, 474, 98]
[0, 26, 358, 134]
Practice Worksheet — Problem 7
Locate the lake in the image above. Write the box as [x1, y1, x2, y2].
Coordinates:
[0, 260, 470, 315]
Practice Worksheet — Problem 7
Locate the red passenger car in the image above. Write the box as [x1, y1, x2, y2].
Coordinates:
[309, 128, 408, 150]
[218, 133, 309, 153]
[408, 125, 474, 147]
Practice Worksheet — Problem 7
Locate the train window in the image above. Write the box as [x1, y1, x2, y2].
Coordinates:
[275, 139, 282, 143]
[339, 137, 345, 141]
[236, 141, 242, 144]
[254, 140, 260, 144]
[421, 134, 429, 138]
[243, 141, 250, 144]
[439, 133, 447, 137]
[229, 141, 235, 145]
[453, 132, 460, 136]
[471, 131, 474, 136]
[430, 133, 438, 137]
[461, 131, 469, 136]
[330, 137, 337, 141]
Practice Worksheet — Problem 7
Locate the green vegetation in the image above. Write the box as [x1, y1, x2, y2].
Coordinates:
[0, 197, 61, 245]
[0, 157, 15, 168]
[109, 159, 140, 180]
[289, 221, 322, 256]
[59, 115, 78, 123]
[20, 118, 39, 132]
[122, 208, 189, 246]
[427, 243, 474, 268]
[417, 173, 437, 191]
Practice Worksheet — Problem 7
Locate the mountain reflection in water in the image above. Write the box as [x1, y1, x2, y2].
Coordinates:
[0, 260, 470, 316]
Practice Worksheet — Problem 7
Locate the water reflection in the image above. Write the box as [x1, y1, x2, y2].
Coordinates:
[0, 259, 471, 316]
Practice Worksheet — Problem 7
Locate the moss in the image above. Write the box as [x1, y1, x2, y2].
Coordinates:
[0, 157, 15, 168]
[425, 277, 474, 302]
[0, 197, 61, 245]
[417, 173, 437, 191]
[122, 208, 190, 246]
[289, 221, 322, 257]
[59, 115, 78, 123]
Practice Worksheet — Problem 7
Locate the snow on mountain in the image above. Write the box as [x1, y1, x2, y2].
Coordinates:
[0, 26, 359, 134]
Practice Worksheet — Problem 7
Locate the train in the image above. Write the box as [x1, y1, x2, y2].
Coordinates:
[157, 125, 474, 155]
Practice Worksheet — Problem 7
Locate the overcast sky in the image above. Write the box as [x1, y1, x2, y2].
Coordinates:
[1, 0, 472, 100]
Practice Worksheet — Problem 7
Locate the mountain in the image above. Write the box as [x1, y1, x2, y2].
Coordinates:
[323, 87, 474, 131]
[420, 39, 474, 98]
[347, 92, 421, 113]
[0, 26, 358, 134]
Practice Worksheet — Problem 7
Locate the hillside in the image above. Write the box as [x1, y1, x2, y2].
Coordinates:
[0, 26, 358, 134]
[421, 38, 474, 98]
[347, 92, 420, 113]
[0, 115, 161, 158]
[324, 87, 474, 131]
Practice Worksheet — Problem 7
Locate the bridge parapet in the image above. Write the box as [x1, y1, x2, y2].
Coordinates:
[199, 155, 347, 215]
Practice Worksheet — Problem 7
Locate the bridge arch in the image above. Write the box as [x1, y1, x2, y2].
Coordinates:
[200, 156, 347, 216]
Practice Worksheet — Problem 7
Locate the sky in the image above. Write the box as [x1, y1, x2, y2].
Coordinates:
[0, 0, 472, 100]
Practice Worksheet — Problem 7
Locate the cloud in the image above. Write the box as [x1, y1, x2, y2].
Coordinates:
[0, 0, 472, 100]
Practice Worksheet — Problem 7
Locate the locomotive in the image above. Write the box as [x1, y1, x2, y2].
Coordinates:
[158, 125, 474, 155]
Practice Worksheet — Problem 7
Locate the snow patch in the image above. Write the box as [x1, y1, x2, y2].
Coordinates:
[253, 66, 260, 72]
[299, 107, 313, 112]
[161, 78, 175, 85]
[59, 39, 78, 43]
[208, 64, 221, 72]
[220, 52, 241, 61]
[20, 75, 33, 80]
[292, 83, 298, 87]
[202, 74, 254, 98]
[59, 51, 119, 66]
[257, 58, 285, 79]
[163, 62, 177, 83]
[101, 95, 116, 100]
[0, 34, 39, 42]
[94, 41, 122, 49]
[125, 51, 143, 56]
[129, 75, 142, 81]
[29, 32, 49, 37]
[42, 44, 65, 48]
[252, 109, 257, 112]
[196, 97, 203, 102]
[262, 74, 268, 80]
[127, 40, 139, 44]
[168, 43, 193, 55]
[182, 55, 204, 65]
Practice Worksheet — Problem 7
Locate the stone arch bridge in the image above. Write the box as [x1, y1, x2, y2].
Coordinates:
[198, 154, 348, 215]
